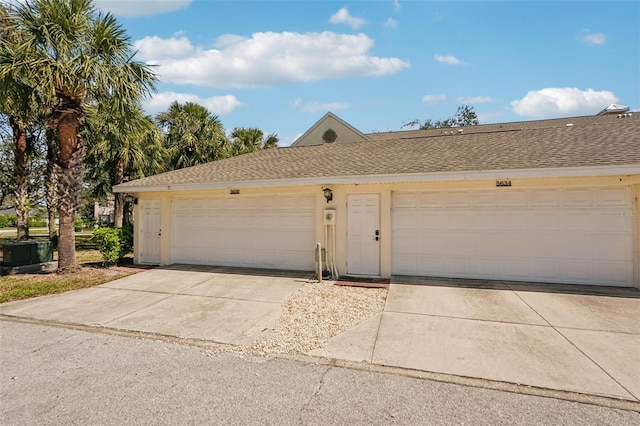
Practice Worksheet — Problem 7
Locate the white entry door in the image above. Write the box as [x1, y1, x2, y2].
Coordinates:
[139, 199, 161, 264]
[347, 194, 380, 276]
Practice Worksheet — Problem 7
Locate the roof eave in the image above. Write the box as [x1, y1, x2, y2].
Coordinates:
[113, 164, 640, 193]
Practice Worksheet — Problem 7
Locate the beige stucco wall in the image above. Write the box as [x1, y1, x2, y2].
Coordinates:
[131, 173, 640, 288]
[293, 116, 367, 146]
[635, 183, 640, 288]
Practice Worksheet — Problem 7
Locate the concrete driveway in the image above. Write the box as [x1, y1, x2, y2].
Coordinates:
[0, 265, 310, 345]
[313, 276, 640, 402]
[1, 268, 639, 403]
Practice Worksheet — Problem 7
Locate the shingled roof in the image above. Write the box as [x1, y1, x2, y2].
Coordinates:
[115, 113, 640, 192]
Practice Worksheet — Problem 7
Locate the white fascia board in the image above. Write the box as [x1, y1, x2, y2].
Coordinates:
[113, 164, 640, 193]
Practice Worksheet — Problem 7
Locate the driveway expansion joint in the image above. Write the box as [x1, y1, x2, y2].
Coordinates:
[507, 284, 638, 402]
[383, 309, 553, 327]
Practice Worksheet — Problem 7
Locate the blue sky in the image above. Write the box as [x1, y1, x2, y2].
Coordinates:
[91, 0, 639, 145]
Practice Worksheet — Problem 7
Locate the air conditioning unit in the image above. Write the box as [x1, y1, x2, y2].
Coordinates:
[323, 209, 336, 225]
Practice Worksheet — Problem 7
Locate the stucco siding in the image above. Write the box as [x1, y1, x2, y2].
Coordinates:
[130, 174, 639, 287]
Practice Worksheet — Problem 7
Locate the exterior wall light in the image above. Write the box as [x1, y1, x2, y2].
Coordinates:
[323, 188, 333, 203]
[124, 194, 137, 204]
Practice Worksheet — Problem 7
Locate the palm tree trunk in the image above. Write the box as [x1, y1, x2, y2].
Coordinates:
[14, 183, 29, 240]
[10, 118, 29, 241]
[45, 137, 59, 243]
[113, 157, 124, 228]
[55, 113, 84, 271]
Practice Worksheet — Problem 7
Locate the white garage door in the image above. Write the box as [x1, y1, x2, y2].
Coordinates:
[392, 187, 635, 286]
[172, 194, 316, 271]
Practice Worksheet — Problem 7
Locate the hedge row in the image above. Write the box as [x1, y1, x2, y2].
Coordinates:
[0, 214, 49, 228]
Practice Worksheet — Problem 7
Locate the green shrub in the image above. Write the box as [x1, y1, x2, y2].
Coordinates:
[0, 214, 17, 228]
[91, 227, 134, 265]
[120, 224, 134, 256]
[28, 218, 48, 227]
[91, 228, 121, 265]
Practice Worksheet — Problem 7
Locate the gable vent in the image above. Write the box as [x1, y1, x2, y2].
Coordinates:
[322, 129, 338, 143]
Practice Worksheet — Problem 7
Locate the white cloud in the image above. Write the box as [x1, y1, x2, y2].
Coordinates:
[293, 98, 350, 113]
[214, 34, 249, 48]
[134, 32, 410, 88]
[434, 54, 463, 65]
[329, 7, 366, 29]
[422, 94, 447, 104]
[134, 36, 197, 59]
[94, 0, 192, 17]
[393, 0, 401, 10]
[579, 30, 607, 45]
[143, 92, 242, 115]
[457, 96, 495, 104]
[511, 88, 619, 118]
[383, 18, 398, 29]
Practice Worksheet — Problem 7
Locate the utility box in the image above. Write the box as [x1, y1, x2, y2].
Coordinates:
[323, 209, 336, 225]
[33, 241, 54, 264]
[0, 241, 54, 267]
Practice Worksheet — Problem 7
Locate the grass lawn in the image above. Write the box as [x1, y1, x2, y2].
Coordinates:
[0, 229, 133, 303]
[0, 269, 127, 303]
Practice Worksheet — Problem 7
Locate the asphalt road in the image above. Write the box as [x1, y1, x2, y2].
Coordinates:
[1, 320, 638, 425]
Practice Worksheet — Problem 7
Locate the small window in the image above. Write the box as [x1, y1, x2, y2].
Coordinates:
[322, 129, 338, 143]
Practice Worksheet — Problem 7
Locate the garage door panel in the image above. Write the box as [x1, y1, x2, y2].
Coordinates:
[392, 229, 417, 248]
[560, 210, 593, 231]
[498, 258, 532, 281]
[444, 192, 470, 208]
[593, 261, 634, 285]
[393, 192, 418, 208]
[172, 194, 315, 271]
[500, 190, 529, 207]
[596, 187, 631, 207]
[392, 187, 634, 287]
[596, 234, 633, 261]
[418, 193, 442, 208]
[391, 211, 415, 229]
[500, 236, 532, 258]
[531, 189, 562, 207]
[419, 234, 442, 256]
[472, 192, 499, 207]
[564, 188, 594, 206]
[447, 213, 470, 230]
[601, 213, 634, 232]
[500, 212, 530, 230]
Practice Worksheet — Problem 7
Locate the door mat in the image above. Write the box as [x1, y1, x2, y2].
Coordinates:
[335, 276, 390, 289]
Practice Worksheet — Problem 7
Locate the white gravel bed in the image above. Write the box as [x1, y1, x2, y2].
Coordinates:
[251, 279, 387, 355]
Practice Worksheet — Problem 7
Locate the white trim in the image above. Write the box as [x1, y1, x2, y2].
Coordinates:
[114, 164, 640, 193]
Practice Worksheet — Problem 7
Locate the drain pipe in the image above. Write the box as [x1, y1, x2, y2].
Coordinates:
[331, 223, 339, 279]
[316, 242, 323, 283]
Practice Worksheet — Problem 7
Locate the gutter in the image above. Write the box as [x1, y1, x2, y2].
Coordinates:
[113, 164, 640, 193]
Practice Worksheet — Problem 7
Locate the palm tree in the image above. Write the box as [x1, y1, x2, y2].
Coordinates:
[156, 102, 229, 170]
[0, 4, 40, 240]
[84, 100, 164, 227]
[230, 127, 279, 156]
[0, 0, 156, 270]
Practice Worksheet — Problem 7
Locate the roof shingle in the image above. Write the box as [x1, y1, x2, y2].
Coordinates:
[117, 113, 640, 190]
